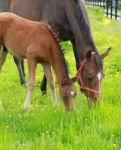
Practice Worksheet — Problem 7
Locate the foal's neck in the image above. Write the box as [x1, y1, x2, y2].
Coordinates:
[43, 24, 69, 87]
[51, 49, 69, 87]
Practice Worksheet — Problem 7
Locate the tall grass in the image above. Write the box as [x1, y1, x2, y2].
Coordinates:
[0, 7, 121, 150]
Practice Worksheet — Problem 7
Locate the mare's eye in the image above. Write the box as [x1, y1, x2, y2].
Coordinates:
[87, 75, 94, 81]
[87, 77, 93, 81]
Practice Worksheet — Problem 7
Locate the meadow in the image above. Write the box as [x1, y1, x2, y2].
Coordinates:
[0, 7, 121, 150]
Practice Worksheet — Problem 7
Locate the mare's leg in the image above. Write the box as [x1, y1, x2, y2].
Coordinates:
[42, 64, 57, 106]
[23, 59, 37, 111]
[40, 74, 47, 96]
[21, 59, 25, 77]
[13, 56, 26, 85]
[40, 40, 78, 96]
[0, 46, 8, 71]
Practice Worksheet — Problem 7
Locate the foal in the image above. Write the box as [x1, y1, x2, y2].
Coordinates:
[0, 12, 76, 111]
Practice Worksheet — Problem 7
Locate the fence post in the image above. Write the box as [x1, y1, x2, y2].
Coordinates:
[111, 0, 113, 19]
[115, 0, 118, 19]
[106, 0, 109, 17]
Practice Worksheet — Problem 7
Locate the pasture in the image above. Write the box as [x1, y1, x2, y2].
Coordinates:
[0, 7, 121, 150]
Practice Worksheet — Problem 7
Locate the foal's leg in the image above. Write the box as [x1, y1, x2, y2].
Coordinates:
[13, 56, 26, 85]
[0, 46, 8, 71]
[42, 64, 57, 106]
[23, 59, 37, 111]
[40, 74, 47, 96]
[40, 40, 78, 97]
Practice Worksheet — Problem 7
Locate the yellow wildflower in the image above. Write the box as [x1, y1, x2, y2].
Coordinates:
[103, 18, 111, 25]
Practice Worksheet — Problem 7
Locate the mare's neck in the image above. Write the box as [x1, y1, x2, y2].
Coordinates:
[65, 0, 98, 63]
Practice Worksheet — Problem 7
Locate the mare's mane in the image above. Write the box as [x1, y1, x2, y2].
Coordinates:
[76, 0, 96, 50]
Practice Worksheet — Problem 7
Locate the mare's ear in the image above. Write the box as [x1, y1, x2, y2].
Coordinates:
[85, 50, 96, 60]
[71, 76, 77, 83]
[101, 47, 111, 59]
[85, 50, 92, 59]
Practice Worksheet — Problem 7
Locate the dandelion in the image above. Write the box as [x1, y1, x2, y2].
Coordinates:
[103, 18, 111, 25]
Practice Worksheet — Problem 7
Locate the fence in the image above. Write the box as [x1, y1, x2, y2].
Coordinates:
[85, 0, 121, 19]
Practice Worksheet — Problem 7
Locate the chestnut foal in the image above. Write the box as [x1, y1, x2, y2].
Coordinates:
[0, 12, 76, 111]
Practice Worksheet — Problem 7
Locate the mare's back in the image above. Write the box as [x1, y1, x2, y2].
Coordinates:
[10, 0, 71, 39]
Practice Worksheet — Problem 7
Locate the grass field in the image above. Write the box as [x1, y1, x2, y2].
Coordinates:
[0, 7, 121, 150]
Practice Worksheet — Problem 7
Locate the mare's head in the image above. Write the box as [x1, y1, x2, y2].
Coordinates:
[76, 48, 111, 106]
[60, 76, 76, 111]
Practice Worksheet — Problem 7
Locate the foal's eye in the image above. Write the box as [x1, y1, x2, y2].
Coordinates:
[63, 94, 69, 101]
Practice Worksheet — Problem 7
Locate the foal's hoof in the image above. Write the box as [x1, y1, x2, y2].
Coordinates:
[23, 106, 29, 113]
[0, 100, 4, 112]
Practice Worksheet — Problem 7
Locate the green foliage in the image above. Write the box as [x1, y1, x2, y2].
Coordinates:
[0, 7, 121, 149]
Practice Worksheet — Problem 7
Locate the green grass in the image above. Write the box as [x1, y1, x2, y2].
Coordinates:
[0, 7, 121, 150]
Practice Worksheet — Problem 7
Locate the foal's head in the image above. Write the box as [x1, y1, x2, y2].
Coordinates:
[60, 76, 76, 111]
[77, 48, 111, 106]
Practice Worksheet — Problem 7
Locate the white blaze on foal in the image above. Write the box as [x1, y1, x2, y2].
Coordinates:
[71, 91, 75, 96]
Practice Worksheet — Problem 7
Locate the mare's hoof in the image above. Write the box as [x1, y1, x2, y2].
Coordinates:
[20, 80, 26, 86]
[41, 91, 46, 97]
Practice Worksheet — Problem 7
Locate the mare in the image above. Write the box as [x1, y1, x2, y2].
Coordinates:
[0, 12, 76, 111]
[0, 0, 110, 106]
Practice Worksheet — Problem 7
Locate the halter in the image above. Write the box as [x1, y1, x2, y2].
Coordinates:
[77, 56, 101, 94]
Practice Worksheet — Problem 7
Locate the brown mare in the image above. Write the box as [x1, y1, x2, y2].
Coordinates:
[0, 12, 76, 111]
[0, 0, 111, 106]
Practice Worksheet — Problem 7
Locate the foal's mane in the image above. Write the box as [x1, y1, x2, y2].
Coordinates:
[41, 23, 69, 76]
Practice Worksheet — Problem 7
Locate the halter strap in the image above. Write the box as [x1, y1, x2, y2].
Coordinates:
[77, 58, 101, 94]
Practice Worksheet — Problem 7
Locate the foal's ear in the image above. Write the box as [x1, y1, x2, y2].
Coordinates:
[62, 77, 66, 86]
[62, 76, 69, 86]
[71, 76, 77, 83]
[101, 47, 111, 59]
[62, 76, 74, 86]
